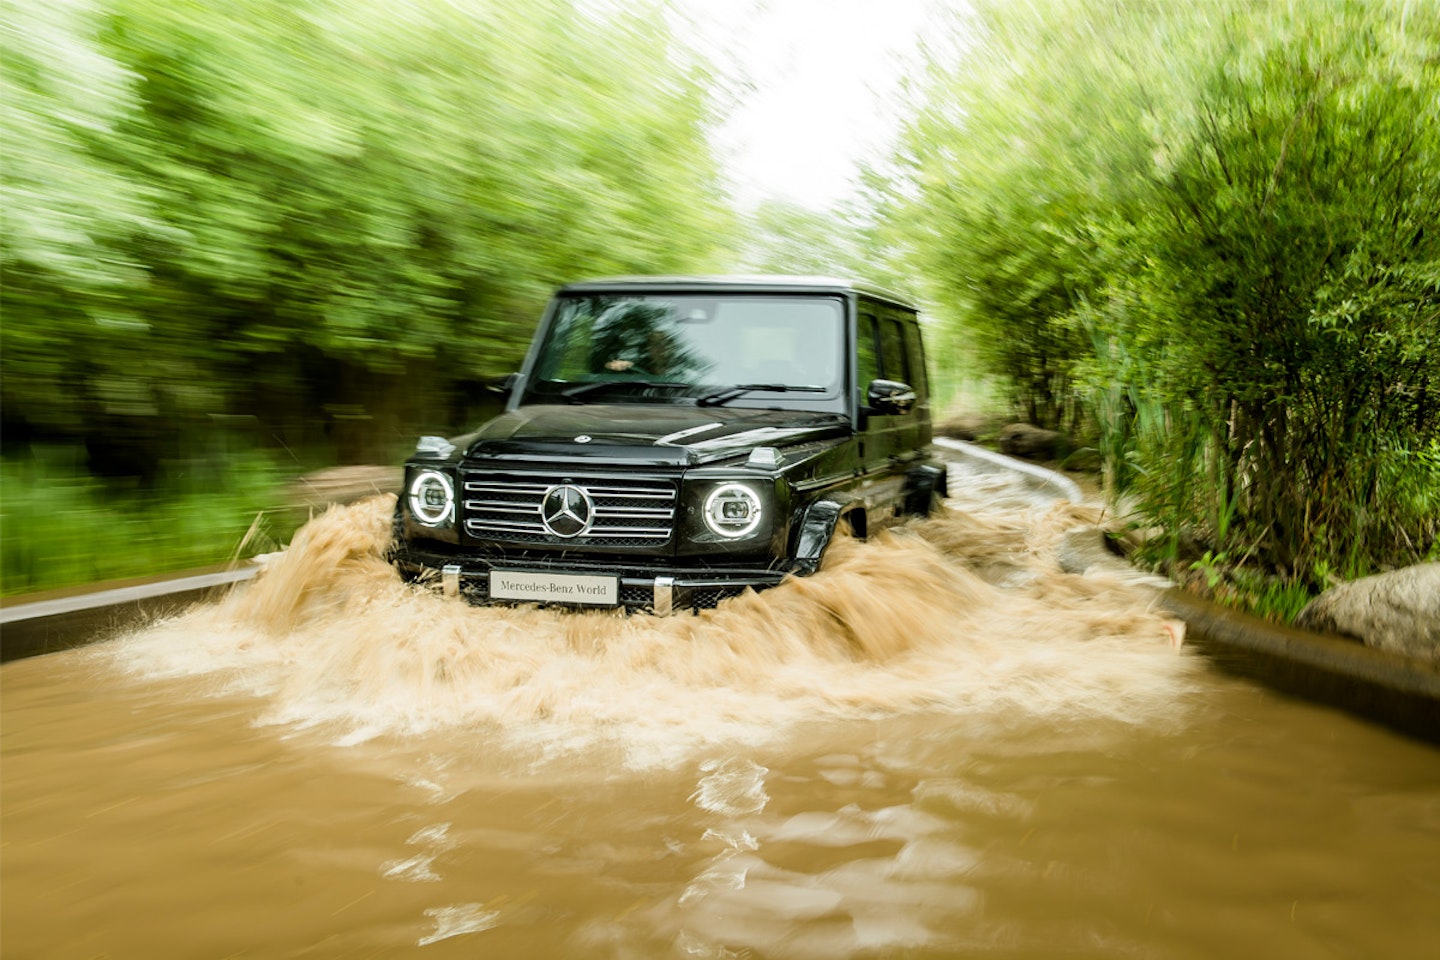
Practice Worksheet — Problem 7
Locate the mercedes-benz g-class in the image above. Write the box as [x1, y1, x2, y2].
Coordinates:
[390, 276, 946, 612]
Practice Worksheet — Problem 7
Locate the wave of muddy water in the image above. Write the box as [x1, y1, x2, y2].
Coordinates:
[4, 472, 1438, 958]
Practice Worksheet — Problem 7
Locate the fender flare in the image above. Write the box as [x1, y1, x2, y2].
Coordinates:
[901, 460, 948, 516]
[789, 495, 865, 576]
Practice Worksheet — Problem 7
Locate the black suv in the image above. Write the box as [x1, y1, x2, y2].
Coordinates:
[390, 276, 947, 612]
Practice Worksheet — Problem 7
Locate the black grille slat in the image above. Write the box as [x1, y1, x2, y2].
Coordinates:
[462, 473, 677, 546]
[466, 482, 550, 495]
[467, 518, 545, 532]
[590, 528, 671, 537]
[690, 586, 748, 609]
[466, 504, 542, 515]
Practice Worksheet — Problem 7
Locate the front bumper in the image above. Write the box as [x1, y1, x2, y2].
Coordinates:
[390, 547, 789, 613]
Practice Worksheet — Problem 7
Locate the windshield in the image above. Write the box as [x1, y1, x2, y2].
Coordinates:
[526, 294, 845, 404]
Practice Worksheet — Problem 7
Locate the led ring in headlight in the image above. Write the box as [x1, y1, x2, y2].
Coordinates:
[704, 483, 763, 538]
[408, 470, 455, 526]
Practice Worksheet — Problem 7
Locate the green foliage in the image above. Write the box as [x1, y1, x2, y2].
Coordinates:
[1114, 0, 1440, 578]
[888, 0, 1194, 430]
[0, 446, 293, 595]
[737, 199, 866, 276]
[886, 0, 1440, 583]
[1, 0, 158, 432]
[2, 0, 735, 462]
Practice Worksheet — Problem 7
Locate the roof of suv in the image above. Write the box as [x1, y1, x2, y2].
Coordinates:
[559, 275, 919, 313]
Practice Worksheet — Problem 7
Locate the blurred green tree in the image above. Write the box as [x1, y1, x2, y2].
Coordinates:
[885, 0, 1439, 583]
[736, 199, 865, 276]
[1111, 1, 1440, 576]
[2, 0, 734, 466]
[1, 0, 161, 445]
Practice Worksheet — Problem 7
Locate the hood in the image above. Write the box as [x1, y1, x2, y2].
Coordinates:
[463, 403, 848, 467]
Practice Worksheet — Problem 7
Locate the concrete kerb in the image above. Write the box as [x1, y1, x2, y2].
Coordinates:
[1159, 588, 1440, 743]
[931, 437, 1440, 743]
[0, 567, 259, 663]
[933, 437, 1084, 503]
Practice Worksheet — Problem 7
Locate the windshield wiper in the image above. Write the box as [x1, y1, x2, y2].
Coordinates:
[696, 384, 826, 407]
[560, 380, 688, 403]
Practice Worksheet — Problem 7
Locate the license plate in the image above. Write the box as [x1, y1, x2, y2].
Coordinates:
[489, 570, 618, 606]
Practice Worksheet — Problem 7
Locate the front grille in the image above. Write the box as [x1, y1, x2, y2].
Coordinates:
[619, 584, 655, 609]
[688, 586, 750, 610]
[461, 472, 677, 547]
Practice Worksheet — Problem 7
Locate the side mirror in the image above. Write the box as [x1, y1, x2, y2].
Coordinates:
[866, 379, 916, 415]
[486, 372, 521, 396]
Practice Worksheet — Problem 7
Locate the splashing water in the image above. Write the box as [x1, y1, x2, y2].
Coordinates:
[106, 490, 1196, 766]
[15, 481, 1435, 960]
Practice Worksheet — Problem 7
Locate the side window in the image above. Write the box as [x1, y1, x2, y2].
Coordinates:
[880, 318, 909, 384]
[902, 321, 927, 398]
[857, 313, 879, 389]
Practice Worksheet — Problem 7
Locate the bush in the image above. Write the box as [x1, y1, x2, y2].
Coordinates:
[887, 0, 1440, 587]
[0, 447, 293, 595]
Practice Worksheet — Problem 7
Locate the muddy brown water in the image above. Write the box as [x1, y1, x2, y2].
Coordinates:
[3, 471, 1438, 958]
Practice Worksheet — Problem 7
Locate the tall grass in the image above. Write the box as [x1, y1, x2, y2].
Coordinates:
[0, 447, 298, 597]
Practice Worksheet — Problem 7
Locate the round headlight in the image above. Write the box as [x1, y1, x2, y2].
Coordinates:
[703, 483, 763, 538]
[408, 470, 454, 526]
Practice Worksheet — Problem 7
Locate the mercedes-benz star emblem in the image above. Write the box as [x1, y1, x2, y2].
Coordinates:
[541, 484, 594, 538]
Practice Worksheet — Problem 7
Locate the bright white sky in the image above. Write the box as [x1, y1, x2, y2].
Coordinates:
[672, 0, 937, 212]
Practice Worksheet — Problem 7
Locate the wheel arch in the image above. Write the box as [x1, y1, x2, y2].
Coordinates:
[789, 494, 867, 576]
[902, 460, 948, 516]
